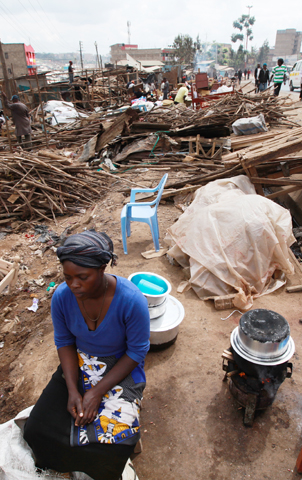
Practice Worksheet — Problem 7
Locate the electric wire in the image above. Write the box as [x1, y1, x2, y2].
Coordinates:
[34, 0, 75, 51]
[27, 0, 72, 51]
[0, 0, 38, 45]
[15, 0, 72, 52]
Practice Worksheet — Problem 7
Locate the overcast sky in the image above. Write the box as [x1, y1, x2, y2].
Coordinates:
[0, 0, 301, 57]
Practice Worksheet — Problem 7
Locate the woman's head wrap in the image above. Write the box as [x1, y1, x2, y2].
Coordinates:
[57, 230, 117, 268]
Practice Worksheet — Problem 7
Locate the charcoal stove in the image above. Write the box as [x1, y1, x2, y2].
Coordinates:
[222, 309, 295, 426]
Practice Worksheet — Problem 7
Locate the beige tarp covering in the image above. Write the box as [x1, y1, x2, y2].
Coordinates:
[165, 175, 295, 310]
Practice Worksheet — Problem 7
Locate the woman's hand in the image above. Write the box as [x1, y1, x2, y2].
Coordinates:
[71, 387, 103, 427]
[67, 388, 84, 426]
[77, 388, 104, 426]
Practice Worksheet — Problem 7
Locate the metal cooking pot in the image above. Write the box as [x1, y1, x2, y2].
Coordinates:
[238, 309, 290, 359]
[150, 295, 185, 347]
[150, 325, 180, 346]
[148, 297, 167, 320]
[237, 327, 290, 359]
[231, 309, 295, 366]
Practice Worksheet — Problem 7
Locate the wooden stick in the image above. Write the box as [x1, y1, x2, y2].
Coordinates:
[286, 285, 302, 293]
[35, 71, 49, 148]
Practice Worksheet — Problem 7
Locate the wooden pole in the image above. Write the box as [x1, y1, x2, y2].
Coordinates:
[85, 70, 91, 108]
[117, 73, 120, 104]
[0, 41, 11, 99]
[34, 71, 49, 148]
[10, 64, 18, 95]
[91, 69, 95, 105]
[28, 79, 35, 110]
[95, 42, 101, 69]
[108, 72, 111, 106]
[2, 103, 13, 153]
[101, 56, 105, 88]
[79, 41, 84, 74]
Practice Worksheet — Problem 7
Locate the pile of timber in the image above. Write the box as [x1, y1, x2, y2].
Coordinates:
[120, 127, 302, 201]
[0, 150, 112, 224]
[144, 91, 298, 131]
[223, 127, 302, 166]
[221, 127, 302, 197]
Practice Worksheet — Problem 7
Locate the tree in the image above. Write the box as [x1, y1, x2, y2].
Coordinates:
[194, 35, 201, 52]
[228, 44, 246, 70]
[172, 34, 200, 65]
[231, 13, 256, 52]
[257, 40, 270, 65]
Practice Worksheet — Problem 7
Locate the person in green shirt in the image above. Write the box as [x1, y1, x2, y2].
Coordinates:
[270, 58, 287, 97]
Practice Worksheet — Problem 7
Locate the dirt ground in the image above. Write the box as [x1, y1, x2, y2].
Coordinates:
[1, 88, 302, 480]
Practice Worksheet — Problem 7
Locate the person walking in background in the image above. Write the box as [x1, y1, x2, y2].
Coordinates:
[254, 63, 261, 92]
[270, 58, 287, 96]
[1, 92, 32, 148]
[162, 77, 169, 100]
[238, 69, 242, 85]
[244, 68, 247, 79]
[247, 69, 251, 79]
[258, 63, 270, 92]
[68, 61, 74, 84]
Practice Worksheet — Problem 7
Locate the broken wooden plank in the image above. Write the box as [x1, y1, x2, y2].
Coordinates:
[286, 285, 302, 293]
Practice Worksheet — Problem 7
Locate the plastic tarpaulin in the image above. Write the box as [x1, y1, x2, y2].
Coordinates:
[0, 407, 137, 480]
[43, 101, 88, 126]
[232, 113, 268, 136]
[165, 175, 295, 310]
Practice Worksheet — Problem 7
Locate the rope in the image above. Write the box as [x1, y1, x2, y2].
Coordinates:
[149, 131, 170, 158]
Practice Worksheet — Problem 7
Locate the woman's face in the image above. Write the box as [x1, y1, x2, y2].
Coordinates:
[63, 261, 106, 300]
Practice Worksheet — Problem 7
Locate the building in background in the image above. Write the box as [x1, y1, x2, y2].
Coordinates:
[0, 43, 37, 79]
[272, 29, 302, 65]
[111, 44, 171, 66]
[161, 48, 176, 65]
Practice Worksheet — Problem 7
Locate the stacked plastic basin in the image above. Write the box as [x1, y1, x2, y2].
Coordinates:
[128, 272, 184, 348]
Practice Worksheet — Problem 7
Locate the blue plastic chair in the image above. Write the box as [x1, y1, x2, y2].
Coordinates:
[121, 173, 168, 254]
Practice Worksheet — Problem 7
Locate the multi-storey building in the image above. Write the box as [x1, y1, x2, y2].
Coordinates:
[111, 44, 167, 65]
[0, 43, 36, 79]
[274, 29, 302, 58]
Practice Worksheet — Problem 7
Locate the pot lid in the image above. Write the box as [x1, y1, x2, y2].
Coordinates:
[239, 309, 289, 343]
[150, 295, 185, 333]
[231, 327, 295, 366]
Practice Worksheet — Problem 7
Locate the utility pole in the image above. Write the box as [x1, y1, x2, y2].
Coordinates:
[0, 41, 13, 152]
[127, 21, 131, 45]
[0, 41, 11, 99]
[94, 42, 101, 70]
[35, 70, 49, 148]
[79, 41, 84, 74]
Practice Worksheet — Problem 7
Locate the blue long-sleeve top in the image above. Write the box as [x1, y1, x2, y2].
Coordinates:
[51, 275, 150, 382]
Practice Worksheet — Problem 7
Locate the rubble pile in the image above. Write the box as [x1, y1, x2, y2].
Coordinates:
[144, 90, 298, 130]
[0, 151, 112, 223]
[1, 82, 302, 225]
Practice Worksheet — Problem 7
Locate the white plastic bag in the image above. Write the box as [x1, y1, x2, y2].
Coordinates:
[0, 407, 138, 479]
[232, 113, 268, 135]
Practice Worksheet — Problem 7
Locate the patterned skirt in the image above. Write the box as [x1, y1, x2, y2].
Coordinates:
[23, 351, 145, 480]
[73, 349, 144, 447]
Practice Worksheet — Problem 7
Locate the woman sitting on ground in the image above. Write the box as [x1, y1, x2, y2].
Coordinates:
[24, 230, 150, 480]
